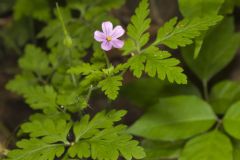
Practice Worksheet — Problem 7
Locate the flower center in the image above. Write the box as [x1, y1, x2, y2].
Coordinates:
[106, 36, 112, 42]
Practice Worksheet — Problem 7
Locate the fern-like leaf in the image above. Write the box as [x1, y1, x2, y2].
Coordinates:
[98, 76, 123, 100]
[154, 15, 223, 49]
[7, 139, 65, 160]
[21, 119, 71, 143]
[144, 47, 187, 84]
[123, 0, 151, 55]
[68, 110, 145, 160]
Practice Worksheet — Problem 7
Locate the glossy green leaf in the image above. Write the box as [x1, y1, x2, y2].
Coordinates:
[210, 80, 240, 114]
[142, 140, 183, 160]
[223, 101, 240, 139]
[128, 96, 216, 141]
[180, 130, 233, 160]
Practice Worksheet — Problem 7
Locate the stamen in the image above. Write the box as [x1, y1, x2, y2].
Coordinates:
[106, 36, 112, 42]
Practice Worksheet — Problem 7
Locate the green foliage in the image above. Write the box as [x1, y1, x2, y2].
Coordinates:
[7, 139, 65, 160]
[8, 110, 145, 160]
[178, 0, 224, 17]
[23, 86, 58, 113]
[209, 80, 240, 114]
[178, 0, 224, 58]
[123, 0, 222, 84]
[127, 47, 187, 84]
[6, 0, 232, 159]
[69, 110, 145, 160]
[98, 76, 123, 100]
[223, 101, 240, 139]
[21, 119, 71, 143]
[154, 15, 223, 49]
[180, 131, 233, 160]
[233, 141, 240, 160]
[128, 96, 216, 141]
[6, 73, 37, 95]
[125, 0, 151, 52]
[142, 140, 182, 160]
[121, 78, 201, 108]
[144, 47, 187, 84]
[18, 45, 51, 75]
[14, 0, 51, 21]
[182, 17, 240, 82]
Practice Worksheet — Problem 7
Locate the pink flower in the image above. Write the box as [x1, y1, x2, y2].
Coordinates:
[94, 21, 125, 51]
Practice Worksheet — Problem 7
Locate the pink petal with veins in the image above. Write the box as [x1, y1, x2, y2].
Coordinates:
[101, 41, 113, 51]
[111, 39, 124, 48]
[111, 26, 125, 39]
[94, 31, 106, 42]
[102, 21, 113, 36]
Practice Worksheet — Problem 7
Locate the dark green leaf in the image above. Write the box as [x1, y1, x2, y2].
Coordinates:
[142, 140, 183, 160]
[128, 96, 216, 141]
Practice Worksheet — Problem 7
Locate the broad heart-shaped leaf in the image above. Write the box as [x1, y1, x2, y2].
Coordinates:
[182, 17, 240, 82]
[128, 96, 216, 141]
[178, 0, 224, 18]
[121, 78, 201, 108]
[7, 139, 65, 160]
[142, 140, 183, 160]
[179, 131, 233, 160]
[209, 80, 240, 114]
[223, 101, 240, 139]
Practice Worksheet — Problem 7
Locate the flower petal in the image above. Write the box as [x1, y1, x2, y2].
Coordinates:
[102, 21, 113, 36]
[101, 41, 113, 51]
[111, 39, 124, 49]
[111, 26, 125, 39]
[94, 31, 106, 42]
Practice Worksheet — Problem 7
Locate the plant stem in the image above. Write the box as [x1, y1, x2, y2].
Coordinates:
[202, 80, 209, 101]
[215, 118, 222, 129]
[71, 73, 77, 86]
[56, 3, 68, 37]
[86, 85, 94, 103]
[103, 52, 110, 68]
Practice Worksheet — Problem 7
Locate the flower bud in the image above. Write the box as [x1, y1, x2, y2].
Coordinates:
[64, 36, 73, 48]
